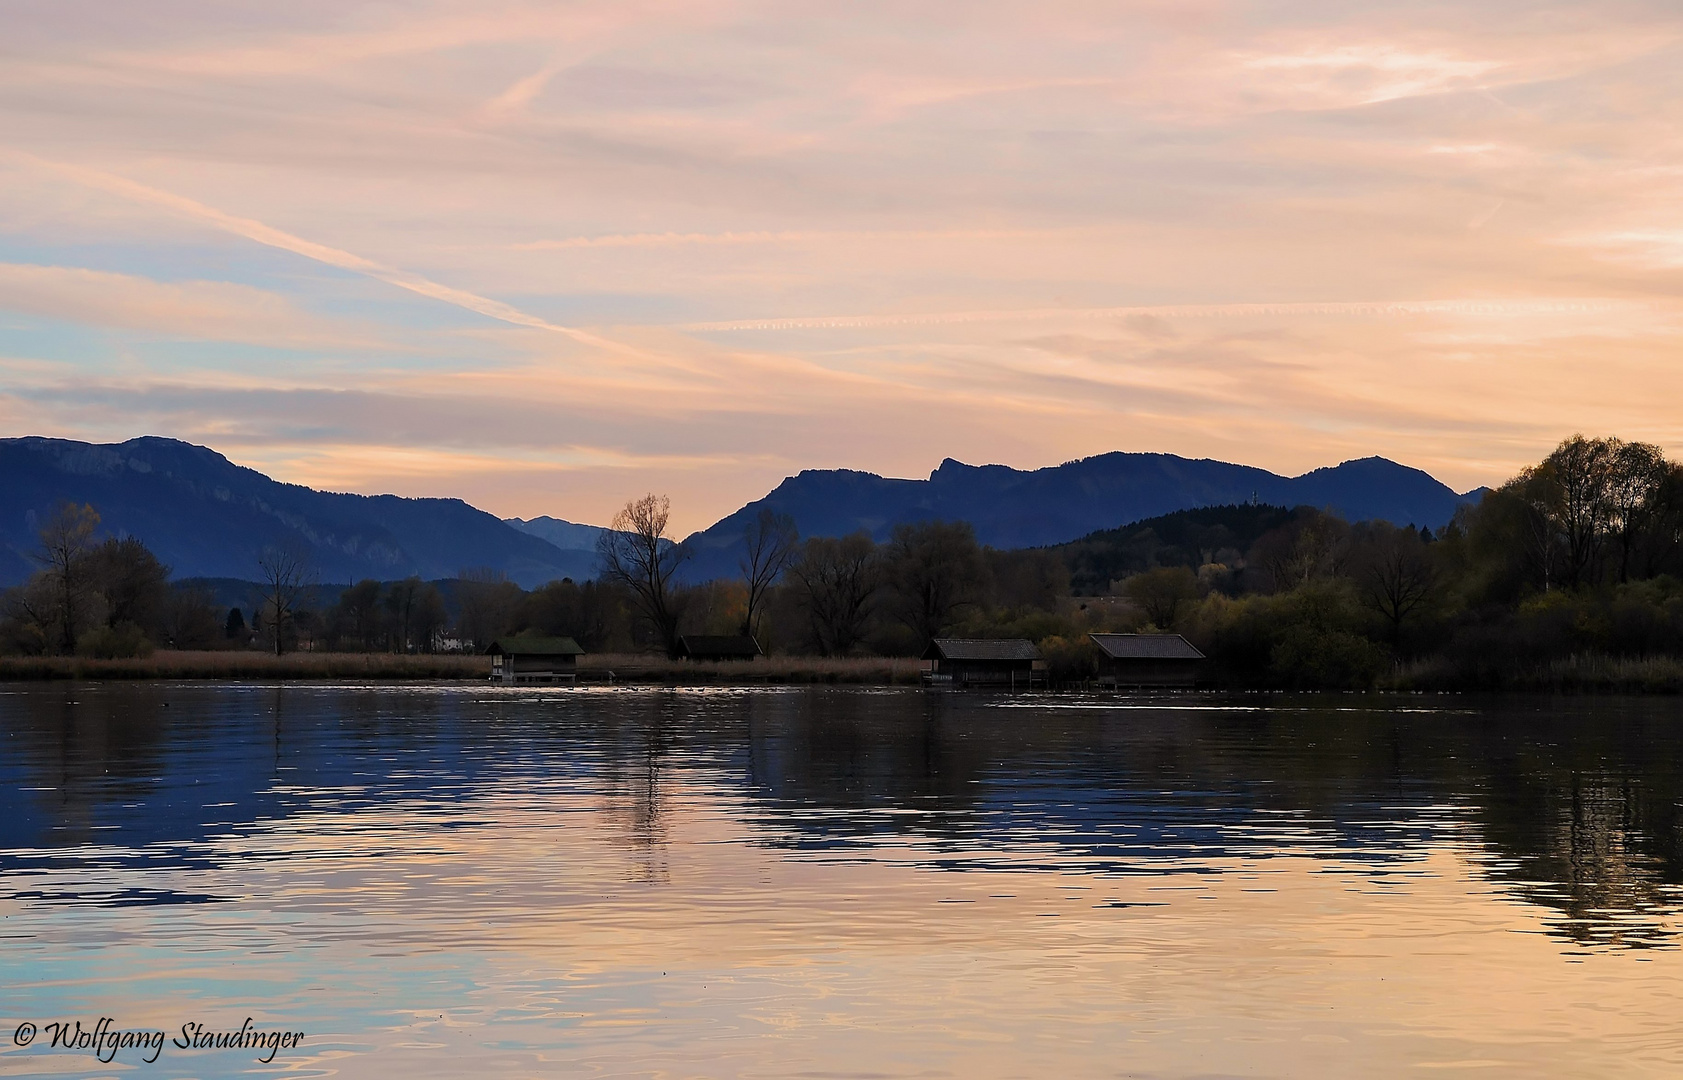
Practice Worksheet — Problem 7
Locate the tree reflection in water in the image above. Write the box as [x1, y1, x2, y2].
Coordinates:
[735, 692, 1683, 950]
[2, 684, 1680, 949]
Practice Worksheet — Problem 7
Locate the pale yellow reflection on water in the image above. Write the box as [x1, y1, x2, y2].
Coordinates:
[1, 685, 1681, 1078]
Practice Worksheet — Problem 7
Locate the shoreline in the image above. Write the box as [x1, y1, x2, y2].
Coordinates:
[0, 650, 1678, 694]
[0, 651, 928, 685]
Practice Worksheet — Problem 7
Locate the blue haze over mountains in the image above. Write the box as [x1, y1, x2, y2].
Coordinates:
[0, 437, 599, 588]
[677, 454, 1484, 581]
[0, 436, 1481, 588]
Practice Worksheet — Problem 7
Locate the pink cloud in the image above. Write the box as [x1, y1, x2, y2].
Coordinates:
[4, 0, 1683, 527]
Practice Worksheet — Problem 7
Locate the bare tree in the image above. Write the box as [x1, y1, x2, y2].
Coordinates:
[158, 584, 222, 650]
[37, 502, 101, 653]
[412, 583, 449, 653]
[386, 576, 424, 653]
[525, 578, 617, 651]
[256, 541, 312, 656]
[339, 579, 384, 649]
[1643, 464, 1683, 578]
[1518, 435, 1614, 588]
[1517, 494, 1559, 592]
[0, 575, 58, 655]
[597, 494, 689, 656]
[1251, 510, 1350, 592]
[788, 533, 878, 656]
[1356, 524, 1436, 644]
[740, 508, 797, 638]
[883, 520, 985, 648]
[1606, 439, 1669, 584]
[455, 568, 522, 650]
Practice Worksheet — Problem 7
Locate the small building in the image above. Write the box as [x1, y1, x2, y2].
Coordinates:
[675, 635, 763, 661]
[485, 635, 584, 683]
[1089, 633, 1204, 688]
[922, 638, 1044, 688]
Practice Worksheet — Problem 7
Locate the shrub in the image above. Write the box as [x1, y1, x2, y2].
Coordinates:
[1039, 634, 1100, 682]
[1270, 626, 1388, 689]
[75, 622, 155, 659]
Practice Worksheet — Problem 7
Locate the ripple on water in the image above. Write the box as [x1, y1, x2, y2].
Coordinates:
[2, 684, 1682, 1078]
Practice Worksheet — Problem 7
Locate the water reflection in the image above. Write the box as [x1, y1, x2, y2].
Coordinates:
[743, 693, 1683, 949]
[1488, 772, 1683, 949]
[2, 684, 1682, 950]
[595, 708, 674, 883]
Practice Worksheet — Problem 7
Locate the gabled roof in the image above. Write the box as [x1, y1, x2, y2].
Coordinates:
[677, 635, 763, 658]
[923, 638, 1041, 662]
[484, 635, 584, 657]
[1089, 633, 1204, 660]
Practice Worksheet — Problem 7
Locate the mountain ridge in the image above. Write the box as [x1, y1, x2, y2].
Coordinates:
[677, 450, 1482, 581]
[0, 436, 595, 587]
[504, 515, 609, 552]
[0, 436, 1483, 589]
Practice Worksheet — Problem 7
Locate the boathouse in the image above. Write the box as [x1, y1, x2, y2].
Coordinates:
[1089, 633, 1204, 687]
[675, 635, 763, 661]
[922, 638, 1044, 687]
[485, 634, 584, 683]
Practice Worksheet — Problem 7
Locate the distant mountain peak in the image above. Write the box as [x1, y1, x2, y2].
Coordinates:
[504, 516, 608, 554]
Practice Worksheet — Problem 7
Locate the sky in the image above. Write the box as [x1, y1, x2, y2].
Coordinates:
[2, 1, 1682, 533]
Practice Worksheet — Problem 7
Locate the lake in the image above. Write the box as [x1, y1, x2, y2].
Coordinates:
[2, 683, 1682, 1078]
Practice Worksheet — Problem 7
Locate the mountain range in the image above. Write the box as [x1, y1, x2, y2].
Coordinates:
[678, 453, 1483, 581]
[0, 436, 1484, 588]
[0, 437, 597, 588]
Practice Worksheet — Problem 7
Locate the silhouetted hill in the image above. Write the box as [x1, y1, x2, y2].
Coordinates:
[174, 577, 352, 615]
[1047, 503, 1300, 595]
[0, 437, 1484, 591]
[680, 452, 1480, 581]
[0, 437, 595, 588]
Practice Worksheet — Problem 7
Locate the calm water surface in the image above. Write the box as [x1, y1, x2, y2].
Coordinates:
[3, 684, 1683, 1078]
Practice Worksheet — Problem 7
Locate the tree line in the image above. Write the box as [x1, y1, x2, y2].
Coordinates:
[593, 494, 1069, 659]
[5, 434, 1680, 688]
[0, 495, 1068, 661]
[587, 434, 1683, 687]
[1123, 434, 1683, 687]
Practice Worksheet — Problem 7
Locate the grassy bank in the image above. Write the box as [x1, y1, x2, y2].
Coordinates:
[0, 650, 487, 681]
[7, 647, 1682, 691]
[0, 650, 925, 684]
[1386, 654, 1683, 694]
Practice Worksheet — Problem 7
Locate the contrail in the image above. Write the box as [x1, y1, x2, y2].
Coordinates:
[679, 298, 1651, 332]
[513, 227, 1056, 250]
[14, 151, 623, 350]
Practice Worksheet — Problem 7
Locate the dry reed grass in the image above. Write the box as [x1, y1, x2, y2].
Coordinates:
[0, 650, 924, 684]
[1389, 653, 1683, 694]
[0, 650, 485, 681]
[9, 648, 1680, 692]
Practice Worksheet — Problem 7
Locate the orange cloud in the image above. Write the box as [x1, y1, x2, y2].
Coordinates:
[4, 1, 1683, 528]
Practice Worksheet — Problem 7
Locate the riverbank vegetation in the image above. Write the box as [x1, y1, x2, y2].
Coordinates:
[3, 434, 1681, 691]
[0, 650, 921, 684]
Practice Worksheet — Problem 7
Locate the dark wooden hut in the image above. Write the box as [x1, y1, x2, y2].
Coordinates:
[1089, 633, 1204, 687]
[485, 635, 584, 683]
[675, 635, 763, 661]
[921, 638, 1044, 688]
